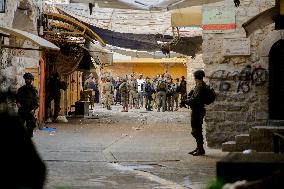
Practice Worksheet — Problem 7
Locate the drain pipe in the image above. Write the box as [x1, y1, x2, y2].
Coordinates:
[39, 57, 45, 124]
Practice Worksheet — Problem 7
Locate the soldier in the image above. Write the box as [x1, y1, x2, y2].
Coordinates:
[144, 77, 154, 111]
[185, 70, 207, 156]
[173, 78, 180, 111]
[100, 76, 106, 108]
[179, 76, 187, 108]
[46, 72, 67, 121]
[102, 76, 114, 110]
[119, 77, 129, 112]
[128, 75, 139, 109]
[114, 77, 122, 105]
[156, 77, 167, 112]
[16, 73, 39, 138]
[167, 78, 176, 111]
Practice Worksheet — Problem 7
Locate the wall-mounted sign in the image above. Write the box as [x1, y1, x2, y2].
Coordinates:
[223, 38, 250, 56]
[202, 6, 236, 33]
[0, 0, 5, 13]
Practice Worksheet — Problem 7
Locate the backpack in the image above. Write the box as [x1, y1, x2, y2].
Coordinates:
[144, 83, 152, 93]
[203, 85, 216, 105]
[158, 81, 166, 91]
[119, 82, 128, 93]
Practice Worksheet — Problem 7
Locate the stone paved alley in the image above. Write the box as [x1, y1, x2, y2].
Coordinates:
[33, 105, 227, 189]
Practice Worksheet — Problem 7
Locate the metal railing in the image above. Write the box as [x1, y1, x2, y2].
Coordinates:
[273, 133, 284, 154]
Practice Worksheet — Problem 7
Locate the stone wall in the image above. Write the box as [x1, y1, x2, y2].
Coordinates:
[202, 0, 274, 147]
[186, 54, 205, 91]
[0, 0, 42, 94]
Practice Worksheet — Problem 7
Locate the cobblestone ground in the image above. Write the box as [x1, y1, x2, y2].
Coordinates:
[33, 104, 228, 189]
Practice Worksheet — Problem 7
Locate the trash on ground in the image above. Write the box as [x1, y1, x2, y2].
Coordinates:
[40, 127, 56, 132]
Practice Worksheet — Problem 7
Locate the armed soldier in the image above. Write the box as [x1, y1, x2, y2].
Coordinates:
[16, 73, 39, 138]
[185, 70, 207, 156]
[173, 78, 180, 111]
[156, 76, 168, 112]
[46, 72, 67, 122]
[167, 78, 176, 111]
[128, 75, 139, 109]
[144, 77, 154, 111]
[119, 77, 129, 112]
[102, 76, 114, 110]
[179, 76, 187, 108]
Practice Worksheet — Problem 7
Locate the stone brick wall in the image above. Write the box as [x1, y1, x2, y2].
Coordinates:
[0, 0, 41, 94]
[202, 0, 274, 147]
[186, 54, 205, 91]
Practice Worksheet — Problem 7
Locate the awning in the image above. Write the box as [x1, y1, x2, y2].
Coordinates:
[171, 6, 202, 27]
[44, 13, 106, 46]
[166, 0, 222, 10]
[0, 26, 60, 51]
[242, 7, 278, 36]
[70, 0, 224, 10]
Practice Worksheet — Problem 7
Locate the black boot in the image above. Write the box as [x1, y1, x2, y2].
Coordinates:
[192, 145, 205, 156]
[188, 147, 198, 155]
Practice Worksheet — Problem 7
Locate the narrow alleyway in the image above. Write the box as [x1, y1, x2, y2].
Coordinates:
[33, 105, 227, 189]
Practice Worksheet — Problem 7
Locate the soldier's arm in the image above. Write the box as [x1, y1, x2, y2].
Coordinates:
[33, 88, 40, 110]
[186, 84, 204, 106]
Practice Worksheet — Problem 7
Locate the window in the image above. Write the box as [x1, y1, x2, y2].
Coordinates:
[0, 0, 5, 13]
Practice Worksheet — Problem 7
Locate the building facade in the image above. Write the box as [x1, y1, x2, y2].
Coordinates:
[203, 0, 276, 147]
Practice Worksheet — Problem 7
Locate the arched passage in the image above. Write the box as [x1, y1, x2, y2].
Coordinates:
[269, 39, 284, 120]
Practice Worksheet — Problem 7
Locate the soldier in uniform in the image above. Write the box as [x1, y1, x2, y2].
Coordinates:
[128, 75, 139, 109]
[173, 78, 180, 111]
[102, 76, 114, 110]
[46, 72, 67, 121]
[167, 78, 176, 111]
[156, 78, 167, 112]
[185, 70, 207, 156]
[143, 77, 154, 111]
[119, 77, 129, 112]
[179, 76, 187, 108]
[100, 76, 106, 108]
[16, 73, 39, 138]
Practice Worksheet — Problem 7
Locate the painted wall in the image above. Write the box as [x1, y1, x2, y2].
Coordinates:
[103, 62, 187, 80]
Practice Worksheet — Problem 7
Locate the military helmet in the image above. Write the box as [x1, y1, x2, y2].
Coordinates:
[193, 70, 205, 80]
[23, 72, 34, 80]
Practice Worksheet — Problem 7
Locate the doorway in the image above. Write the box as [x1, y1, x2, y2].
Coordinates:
[269, 39, 284, 120]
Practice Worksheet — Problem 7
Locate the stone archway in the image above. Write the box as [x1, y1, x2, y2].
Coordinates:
[260, 30, 284, 120]
[269, 39, 284, 120]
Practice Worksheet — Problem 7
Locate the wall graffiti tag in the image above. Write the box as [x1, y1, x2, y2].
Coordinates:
[208, 65, 268, 93]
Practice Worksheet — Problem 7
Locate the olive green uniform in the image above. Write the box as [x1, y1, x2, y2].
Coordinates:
[156, 80, 167, 112]
[16, 84, 39, 137]
[119, 81, 129, 108]
[128, 79, 138, 108]
[102, 81, 114, 110]
[186, 81, 207, 149]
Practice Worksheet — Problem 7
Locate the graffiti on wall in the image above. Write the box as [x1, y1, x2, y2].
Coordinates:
[208, 65, 268, 93]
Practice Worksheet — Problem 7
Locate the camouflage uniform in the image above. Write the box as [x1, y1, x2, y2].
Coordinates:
[144, 79, 153, 111]
[186, 80, 207, 155]
[167, 81, 177, 111]
[119, 78, 129, 112]
[172, 85, 179, 111]
[156, 79, 167, 112]
[128, 78, 138, 109]
[100, 77, 106, 107]
[102, 77, 114, 110]
[179, 77, 187, 108]
[16, 73, 39, 138]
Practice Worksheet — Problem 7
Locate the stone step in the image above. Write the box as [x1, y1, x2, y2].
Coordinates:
[222, 141, 237, 152]
[249, 126, 284, 152]
[235, 133, 250, 144]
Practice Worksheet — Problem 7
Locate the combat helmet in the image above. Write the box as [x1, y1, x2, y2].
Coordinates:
[23, 72, 34, 80]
